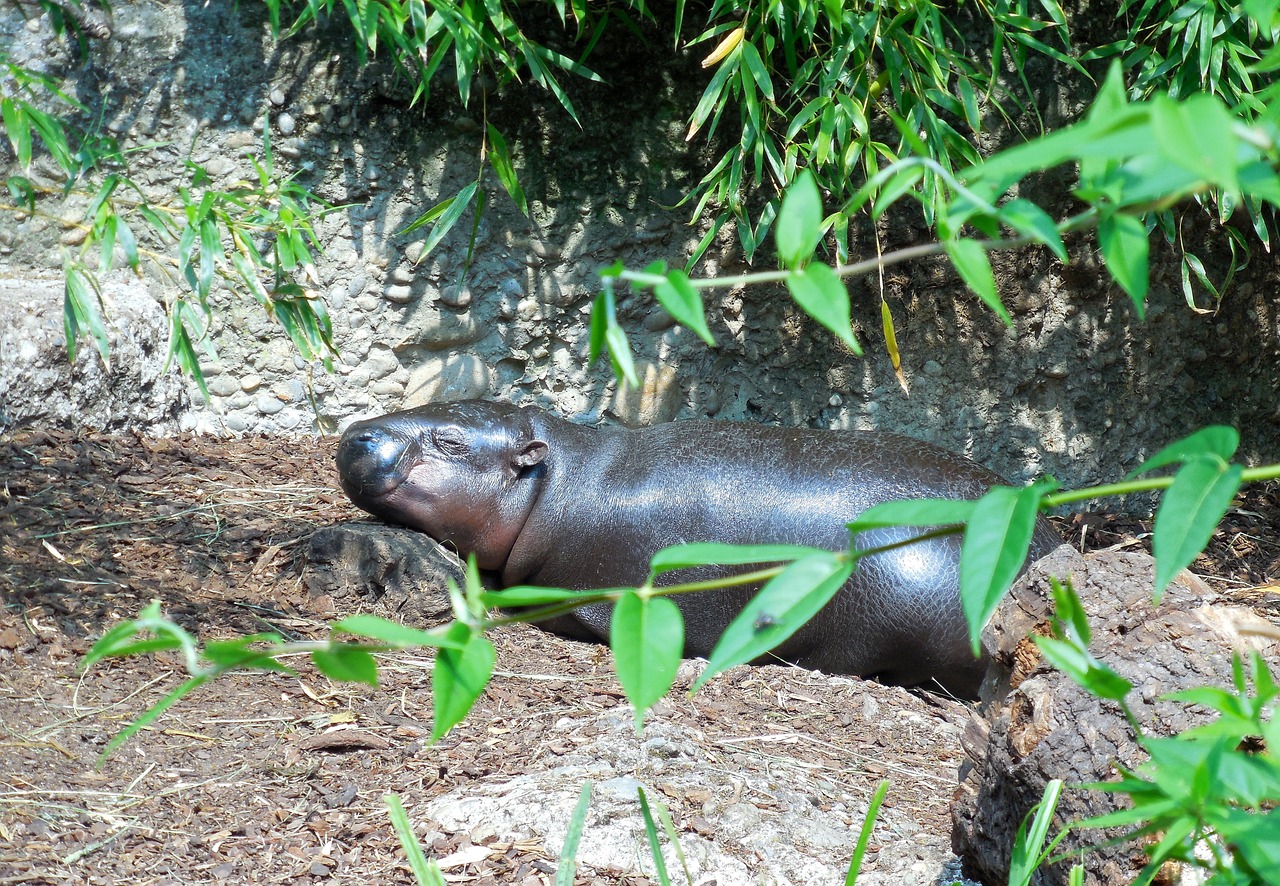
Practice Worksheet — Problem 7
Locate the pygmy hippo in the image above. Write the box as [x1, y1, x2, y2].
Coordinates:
[335, 400, 1061, 695]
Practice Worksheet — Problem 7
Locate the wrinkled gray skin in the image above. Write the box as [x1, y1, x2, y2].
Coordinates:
[336, 400, 1062, 696]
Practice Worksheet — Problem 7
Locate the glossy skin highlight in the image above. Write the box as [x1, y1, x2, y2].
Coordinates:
[336, 400, 1062, 696]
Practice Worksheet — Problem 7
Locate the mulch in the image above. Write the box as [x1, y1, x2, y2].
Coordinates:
[0, 428, 1276, 884]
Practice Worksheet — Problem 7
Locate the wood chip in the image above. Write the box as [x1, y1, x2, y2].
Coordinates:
[296, 729, 392, 752]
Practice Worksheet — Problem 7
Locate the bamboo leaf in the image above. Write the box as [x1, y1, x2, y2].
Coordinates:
[1098, 212, 1150, 318]
[1127, 426, 1239, 479]
[312, 644, 379, 686]
[1152, 458, 1243, 599]
[611, 593, 684, 729]
[653, 269, 715, 345]
[960, 481, 1055, 652]
[695, 553, 853, 689]
[431, 625, 496, 741]
[785, 263, 860, 354]
[486, 124, 527, 216]
[650, 542, 821, 576]
[945, 239, 1011, 325]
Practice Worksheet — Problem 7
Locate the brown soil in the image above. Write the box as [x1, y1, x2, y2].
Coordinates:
[1, 429, 1277, 885]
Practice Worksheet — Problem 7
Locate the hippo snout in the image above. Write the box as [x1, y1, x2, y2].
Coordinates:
[335, 422, 415, 500]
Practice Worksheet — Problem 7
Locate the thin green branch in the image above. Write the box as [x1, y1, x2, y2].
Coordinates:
[1045, 464, 1280, 509]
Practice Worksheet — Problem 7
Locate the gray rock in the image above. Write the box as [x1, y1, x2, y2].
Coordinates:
[402, 353, 490, 406]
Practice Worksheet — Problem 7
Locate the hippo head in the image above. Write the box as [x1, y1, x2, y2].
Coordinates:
[335, 401, 548, 570]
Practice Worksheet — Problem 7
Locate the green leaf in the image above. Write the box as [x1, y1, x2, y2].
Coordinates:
[960, 482, 1055, 653]
[431, 625, 495, 741]
[844, 780, 890, 886]
[945, 239, 1010, 325]
[24, 103, 73, 171]
[64, 262, 110, 365]
[636, 788, 672, 884]
[486, 124, 527, 217]
[202, 635, 290, 672]
[785, 263, 860, 354]
[739, 40, 775, 101]
[653, 270, 715, 345]
[1008, 780, 1064, 886]
[1034, 636, 1134, 701]
[1152, 458, 1243, 599]
[399, 180, 479, 259]
[385, 794, 444, 886]
[1098, 213, 1149, 318]
[556, 783, 593, 886]
[331, 614, 463, 649]
[649, 542, 821, 577]
[1126, 426, 1240, 479]
[604, 321, 638, 388]
[1218, 808, 1280, 881]
[588, 290, 608, 364]
[312, 644, 379, 686]
[1151, 94, 1240, 193]
[484, 585, 616, 606]
[611, 593, 684, 729]
[1, 98, 31, 168]
[99, 675, 210, 764]
[871, 165, 924, 219]
[846, 498, 977, 534]
[998, 199, 1067, 261]
[198, 218, 221, 299]
[775, 170, 823, 268]
[695, 552, 853, 689]
[116, 217, 139, 270]
[97, 214, 117, 273]
[1048, 577, 1091, 646]
[685, 45, 740, 142]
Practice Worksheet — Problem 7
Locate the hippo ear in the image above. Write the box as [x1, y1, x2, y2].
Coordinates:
[513, 440, 548, 468]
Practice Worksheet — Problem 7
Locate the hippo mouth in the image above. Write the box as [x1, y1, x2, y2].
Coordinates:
[336, 427, 422, 502]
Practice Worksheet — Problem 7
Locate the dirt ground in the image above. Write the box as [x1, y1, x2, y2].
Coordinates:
[1, 429, 1277, 885]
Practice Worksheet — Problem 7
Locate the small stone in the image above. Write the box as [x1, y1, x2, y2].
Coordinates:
[439, 285, 471, 309]
[271, 381, 301, 402]
[240, 375, 262, 393]
[370, 380, 404, 396]
[277, 112, 296, 135]
[389, 266, 414, 285]
[383, 284, 414, 304]
[224, 414, 249, 432]
[922, 360, 944, 376]
[642, 308, 677, 332]
[208, 375, 240, 398]
[256, 394, 285, 415]
[269, 87, 285, 107]
[403, 354, 490, 406]
[529, 239, 559, 260]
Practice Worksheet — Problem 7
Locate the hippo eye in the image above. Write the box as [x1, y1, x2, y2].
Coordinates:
[432, 427, 469, 457]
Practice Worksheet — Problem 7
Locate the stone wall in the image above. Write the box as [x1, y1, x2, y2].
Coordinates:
[1, 0, 1277, 488]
